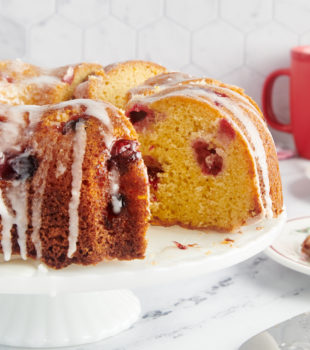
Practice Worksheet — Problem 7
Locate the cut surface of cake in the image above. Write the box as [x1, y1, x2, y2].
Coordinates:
[0, 59, 104, 105]
[0, 99, 149, 269]
[125, 72, 283, 232]
[73, 60, 167, 109]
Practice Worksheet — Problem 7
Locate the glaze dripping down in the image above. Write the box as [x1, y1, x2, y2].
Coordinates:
[0, 100, 119, 262]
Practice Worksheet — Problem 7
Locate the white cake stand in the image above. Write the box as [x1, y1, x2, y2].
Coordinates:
[0, 211, 286, 348]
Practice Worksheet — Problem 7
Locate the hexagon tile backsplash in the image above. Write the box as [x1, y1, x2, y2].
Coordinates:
[0, 0, 308, 145]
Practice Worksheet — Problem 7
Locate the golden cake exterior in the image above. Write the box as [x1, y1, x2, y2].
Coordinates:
[0, 60, 104, 105]
[125, 72, 283, 231]
[73, 60, 167, 109]
[0, 99, 149, 269]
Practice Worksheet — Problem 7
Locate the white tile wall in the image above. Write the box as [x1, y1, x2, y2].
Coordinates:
[0, 0, 308, 146]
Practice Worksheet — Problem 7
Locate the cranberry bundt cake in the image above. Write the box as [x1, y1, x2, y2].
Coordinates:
[0, 59, 104, 105]
[73, 60, 167, 109]
[125, 72, 283, 231]
[0, 99, 149, 269]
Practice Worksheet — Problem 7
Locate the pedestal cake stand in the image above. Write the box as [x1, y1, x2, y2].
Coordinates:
[0, 211, 286, 348]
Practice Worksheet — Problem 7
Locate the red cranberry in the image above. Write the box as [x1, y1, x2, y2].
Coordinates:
[126, 104, 154, 124]
[108, 139, 141, 173]
[62, 115, 88, 135]
[0, 152, 38, 181]
[173, 241, 188, 250]
[0, 73, 13, 83]
[214, 101, 222, 107]
[215, 91, 228, 98]
[147, 166, 163, 191]
[143, 156, 163, 191]
[219, 119, 235, 140]
[192, 140, 223, 176]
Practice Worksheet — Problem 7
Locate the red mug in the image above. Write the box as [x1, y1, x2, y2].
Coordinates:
[262, 46, 310, 159]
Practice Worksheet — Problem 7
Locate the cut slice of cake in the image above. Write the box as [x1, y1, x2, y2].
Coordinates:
[125, 73, 283, 232]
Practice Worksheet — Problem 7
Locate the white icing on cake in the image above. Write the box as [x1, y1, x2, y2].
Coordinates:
[55, 161, 67, 178]
[30, 147, 52, 260]
[109, 167, 121, 214]
[23, 75, 61, 85]
[0, 99, 115, 261]
[67, 121, 87, 258]
[6, 181, 28, 260]
[0, 105, 27, 152]
[62, 66, 74, 83]
[0, 188, 14, 261]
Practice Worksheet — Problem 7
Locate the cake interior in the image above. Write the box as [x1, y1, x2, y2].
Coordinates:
[128, 96, 262, 231]
[99, 62, 166, 109]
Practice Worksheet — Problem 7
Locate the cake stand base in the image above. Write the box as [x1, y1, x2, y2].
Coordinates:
[0, 290, 141, 348]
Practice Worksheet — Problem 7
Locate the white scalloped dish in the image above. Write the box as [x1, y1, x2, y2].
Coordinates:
[266, 216, 310, 275]
[0, 210, 287, 294]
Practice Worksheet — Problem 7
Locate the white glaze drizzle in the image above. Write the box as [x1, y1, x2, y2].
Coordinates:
[0, 188, 13, 261]
[211, 86, 273, 218]
[130, 84, 273, 218]
[55, 161, 67, 178]
[67, 121, 87, 258]
[23, 75, 61, 85]
[129, 72, 192, 97]
[0, 105, 27, 151]
[7, 181, 28, 260]
[62, 66, 74, 83]
[109, 167, 121, 214]
[30, 152, 50, 259]
[82, 99, 112, 128]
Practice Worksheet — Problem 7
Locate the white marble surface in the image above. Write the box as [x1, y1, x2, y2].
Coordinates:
[93, 158, 310, 350]
[0, 157, 307, 350]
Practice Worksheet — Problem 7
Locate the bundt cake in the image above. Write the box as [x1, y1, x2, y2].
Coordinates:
[0, 59, 104, 105]
[73, 60, 167, 109]
[124, 72, 283, 231]
[0, 99, 149, 269]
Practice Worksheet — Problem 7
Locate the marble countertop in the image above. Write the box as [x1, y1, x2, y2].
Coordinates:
[2, 158, 310, 350]
[95, 158, 310, 350]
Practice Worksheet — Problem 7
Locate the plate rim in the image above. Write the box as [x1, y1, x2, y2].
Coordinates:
[265, 216, 310, 276]
[0, 210, 287, 294]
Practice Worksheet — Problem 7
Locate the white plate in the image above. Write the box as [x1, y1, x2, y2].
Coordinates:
[266, 216, 310, 275]
[0, 210, 286, 295]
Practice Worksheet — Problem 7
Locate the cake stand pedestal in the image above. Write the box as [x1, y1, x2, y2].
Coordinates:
[0, 211, 286, 348]
[0, 290, 140, 348]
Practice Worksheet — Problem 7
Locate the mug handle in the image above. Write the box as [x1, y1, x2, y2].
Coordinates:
[262, 68, 293, 133]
